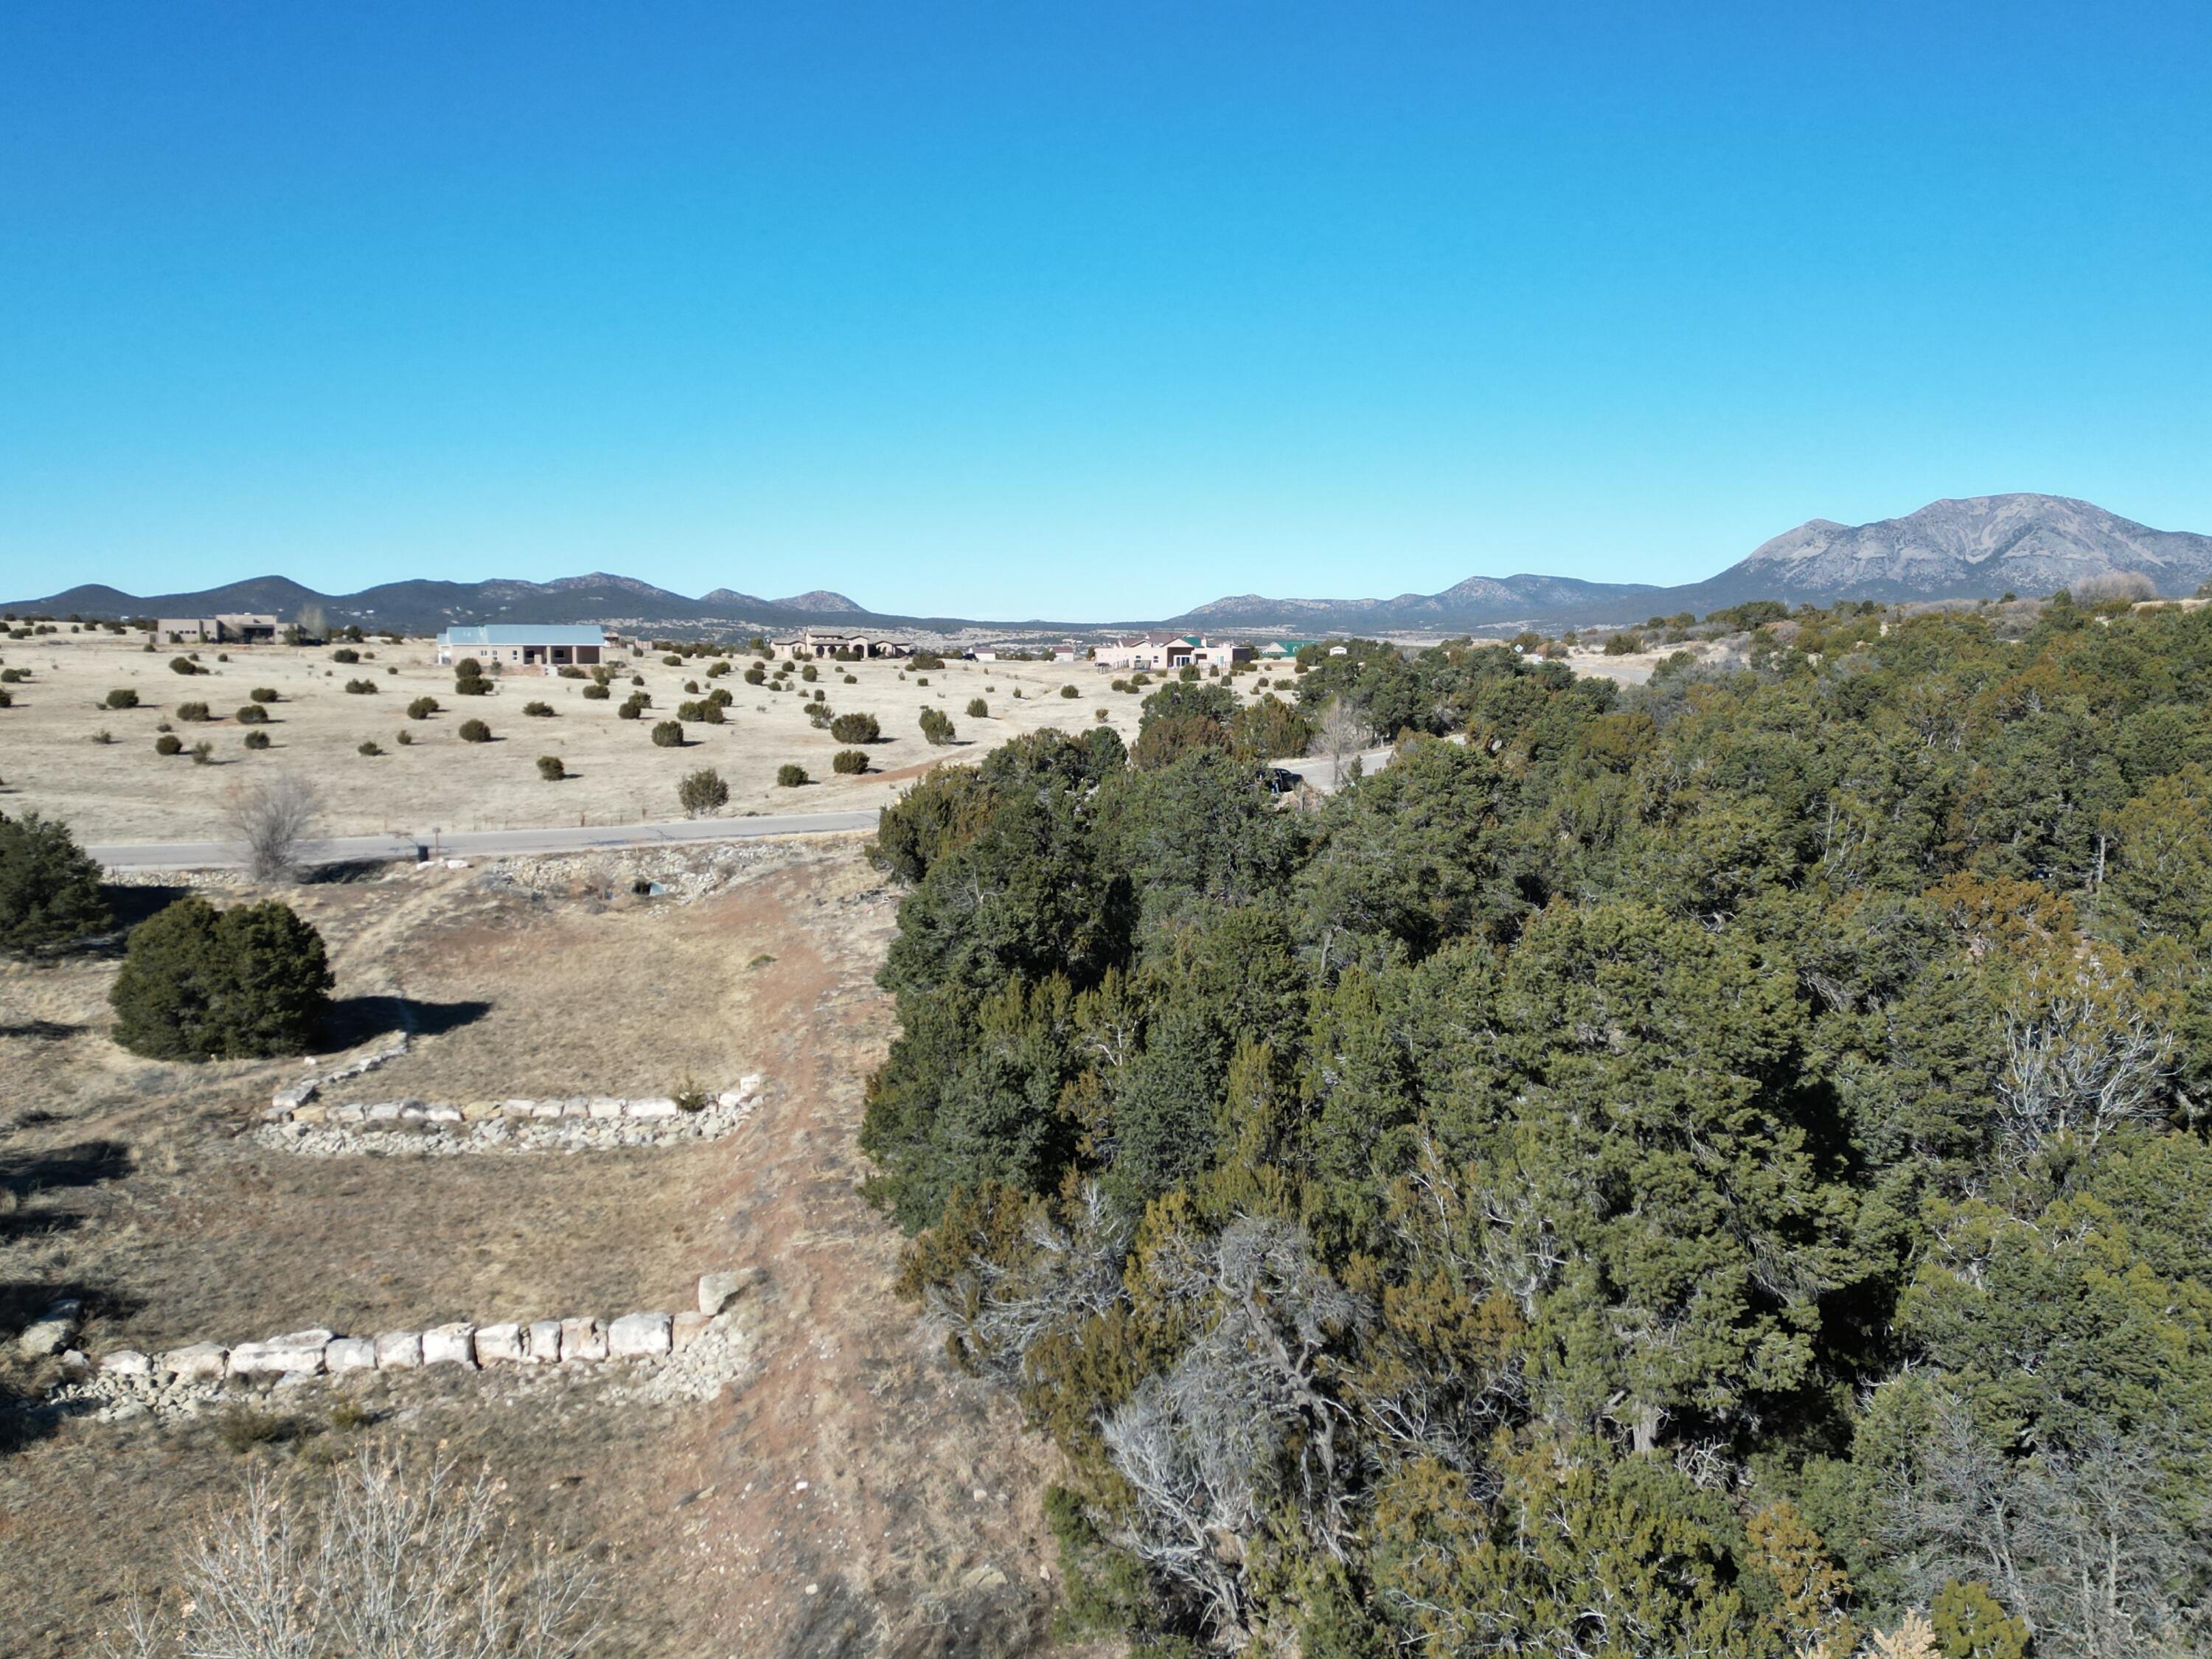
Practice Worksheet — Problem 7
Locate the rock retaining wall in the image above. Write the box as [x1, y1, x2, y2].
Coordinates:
[44, 1270, 763, 1424]
[256, 1076, 763, 1156]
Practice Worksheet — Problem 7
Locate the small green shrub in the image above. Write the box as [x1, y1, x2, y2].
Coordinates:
[250, 686, 277, 703]
[743, 664, 766, 686]
[662, 654, 684, 667]
[243, 730, 271, 751]
[806, 703, 835, 728]
[674, 1076, 710, 1113]
[842, 672, 857, 684]
[394, 730, 413, 746]
[236, 703, 268, 723]
[832, 748, 869, 774]
[168, 656, 200, 676]
[1096, 708, 1110, 722]
[175, 700, 212, 722]
[776, 762, 808, 787]
[918, 708, 956, 745]
[830, 712, 880, 744]
[189, 740, 213, 764]
[331, 647, 360, 664]
[652, 720, 684, 747]
[154, 734, 183, 756]
[218, 1408, 300, 1453]
[557, 665, 586, 679]
[344, 678, 377, 695]
[522, 700, 555, 717]
[104, 687, 139, 709]
[459, 718, 490, 742]
[800, 663, 818, 681]
[1060, 684, 1079, 698]
[357, 740, 383, 756]
[582, 681, 611, 700]
[407, 696, 439, 720]
[536, 754, 566, 780]
[91, 728, 114, 745]
[677, 766, 729, 816]
[966, 698, 988, 718]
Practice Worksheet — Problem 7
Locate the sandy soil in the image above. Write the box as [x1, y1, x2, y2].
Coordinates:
[0, 838, 1099, 1658]
[0, 633, 1160, 843]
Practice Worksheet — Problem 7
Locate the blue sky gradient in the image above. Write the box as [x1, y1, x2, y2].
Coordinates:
[3, 2, 2207, 619]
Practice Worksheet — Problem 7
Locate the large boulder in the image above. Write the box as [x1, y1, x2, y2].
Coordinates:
[158, 1342, 229, 1382]
[230, 1329, 333, 1377]
[560, 1316, 608, 1362]
[697, 1268, 760, 1316]
[16, 1298, 82, 1358]
[524, 1320, 563, 1364]
[101, 1349, 153, 1378]
[325, 1337, 377, 1374]
[607, 1311, 672, 1358]
[373, 1331, 422, 1369]
[422, 1323, 476, 1368]
[473, 1322, 524, 1364]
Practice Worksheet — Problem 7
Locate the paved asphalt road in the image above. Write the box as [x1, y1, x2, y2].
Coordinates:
[88, 808, 883, 872]
[91, 742, 1408, 871]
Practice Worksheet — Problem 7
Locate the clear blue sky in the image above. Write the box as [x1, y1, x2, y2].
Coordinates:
[3, 3, 2206, 619]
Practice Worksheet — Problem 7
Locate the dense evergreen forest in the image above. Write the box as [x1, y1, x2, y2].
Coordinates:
[860, 597, 2212, 1658]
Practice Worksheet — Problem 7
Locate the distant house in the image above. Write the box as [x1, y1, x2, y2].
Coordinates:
[1256, 639, 1313, 661]
[154, 613, 279, 645]
[1096, 633, 1253, 672]
[435, 624, 612, 672]
[773, 628, 914, 660]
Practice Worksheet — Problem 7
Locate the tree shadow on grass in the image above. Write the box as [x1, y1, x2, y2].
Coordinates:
[304, 859, 393, 886]
[318, 995, 491, 1050]
[99, 883, 192, 933]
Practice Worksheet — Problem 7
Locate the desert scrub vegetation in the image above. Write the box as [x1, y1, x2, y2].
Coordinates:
[459, 718, 492, 743]
[175, 700, 212, 721]
[243, 728, 272, 750]
[0, 810, 110, 954]
[677, 765, 729, 816]
[650, 720, 684, 747]
[536, 754, 566, 780]
[154, 733, 183, 756]
[168, 655, 204, 675]
[776, 762, 808, 787]
[357, 739, 384, 757]
[344, 678, 378, 695]
[967, 698, 989, 718]
[917, 707, 956, 745]
[103, 1451, 602, 1659]
[250, 685, 279, 702]
[225, 772, 321, 879]
[330, 646, 360, 663]
[581, 680, 610, 699]
[454, 657, 491, 696]
[832, 748, 869, 774]
[110, 894, 333, 1060]
[1059, 683, 1079, 698]
[829, 712, 880, 744]
[104, 686, 139, 709]
[862, 606, 2212, 1657]
[522, 699, 555, 717]
[407, 695, 440, 720]
[235, 702, 269, 723]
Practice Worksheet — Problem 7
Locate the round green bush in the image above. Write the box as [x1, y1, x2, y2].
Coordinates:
[800, 663, 818, 682]
[966, 698, 988, 718]
[523, 700, 555, 717]
[651, 720, 684, 748]
[459, 718, 491, 743]
[250, 686, 277, 703]
[331, 647, 360, 664]
[407, 696, 439, 720]
[105, 687, 139, 709]
[677, 766, 729, 816]
[1060, 684, 1079, 698]
[235, 703, 268, 723]
[243, 729, 271, 751]
[344, 678, 377, 695]
[0, 811, 111, 953]
[154, 734, 183, 756]
[536, 754, 566, 780]
[776, 763, 808, 787]
[617, 697, 644, 720]
[918, 708, 956, 745]
[175, 701, 212, 722]
[358, 740, 383, 757]
[832, 748, 869, 775]
[582, 681, 611, 700]
[830, 712, 880, 744]
[108, 897, 333, 1060]
[168, 656, 199, 676]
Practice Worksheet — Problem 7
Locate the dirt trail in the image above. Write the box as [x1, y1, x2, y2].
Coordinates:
[658, 857, 1074, 1658]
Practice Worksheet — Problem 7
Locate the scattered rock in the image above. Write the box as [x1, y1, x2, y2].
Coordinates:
[159, 1342, 229, 1382]
[101, 1349, 152, 1378]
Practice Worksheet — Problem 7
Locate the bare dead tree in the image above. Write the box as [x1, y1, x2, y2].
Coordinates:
[1882, 1408, 2209, 1659]
[1098, 1217, 1369, 1642]
[223, 773, 323, 883]
[1307, 698, 1371, 787]
[922, 1181, 1132, 1386]
[1995, 968, 2173, 1162]
[101, 1450, 602, 1659]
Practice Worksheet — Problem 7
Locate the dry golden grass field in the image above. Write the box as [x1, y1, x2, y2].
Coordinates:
[0, 838, 1093, 1658]
[0, 633, 1172, 844]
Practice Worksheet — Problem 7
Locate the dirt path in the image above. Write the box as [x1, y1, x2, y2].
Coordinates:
[662, 858, 1076, 1658]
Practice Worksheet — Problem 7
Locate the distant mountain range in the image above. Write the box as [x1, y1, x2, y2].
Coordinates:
[11, 495, 2209, 639]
